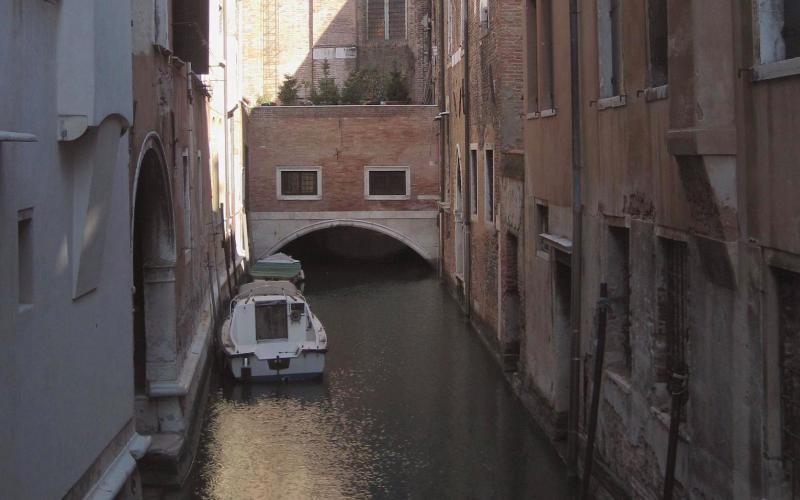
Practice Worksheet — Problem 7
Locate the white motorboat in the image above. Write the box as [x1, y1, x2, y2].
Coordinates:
[221, 280, 327, 381]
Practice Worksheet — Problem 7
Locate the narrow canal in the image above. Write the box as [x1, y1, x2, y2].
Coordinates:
[192, 235, 573, 499]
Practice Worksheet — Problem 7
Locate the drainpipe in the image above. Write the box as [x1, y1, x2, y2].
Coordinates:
[437, 0, 446, 279]
[567, 0, 584, 477]
[462, 0, 472, 318]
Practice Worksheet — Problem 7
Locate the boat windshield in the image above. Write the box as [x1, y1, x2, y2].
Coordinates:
[255, 302, 288, 341]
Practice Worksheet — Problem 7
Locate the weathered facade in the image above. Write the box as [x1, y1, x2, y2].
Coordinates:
[240, 0, 432, 104]
[516, 0, 800, 498]
[246, 104, 440, 264]
[434, 0, 526, 370]
[0, 1, 142, 498]
[129, 0, 246, 489]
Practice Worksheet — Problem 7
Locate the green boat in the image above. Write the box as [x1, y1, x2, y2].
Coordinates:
[250, 253, 305, 285]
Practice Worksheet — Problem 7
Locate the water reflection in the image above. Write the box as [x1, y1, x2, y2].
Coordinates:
[195, 259, 572, 499]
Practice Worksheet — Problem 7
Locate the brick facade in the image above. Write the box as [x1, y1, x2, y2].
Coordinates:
[246, 105, 440, 212]
[240, 0, 431, 104]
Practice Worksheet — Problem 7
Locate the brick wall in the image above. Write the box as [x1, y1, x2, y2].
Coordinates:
[241, 0, 431, 104]
[246, 105, 440, 212]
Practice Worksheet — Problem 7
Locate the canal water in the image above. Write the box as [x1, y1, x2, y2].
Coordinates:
[192, 252, 573, 499]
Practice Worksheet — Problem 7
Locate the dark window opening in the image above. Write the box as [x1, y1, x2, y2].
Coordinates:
[485, 150, 494, 222]
[607, 226, 631, 376]
[172, 0, 210, 73]
[368, 170, 407, 196]
[539, 0, 554, 109]
[469, 150, 478, 216]
[656, 238, 689, 386]
[255, 302, 289, 341]
[17, 213, 33, 305]
[281, 170, 319, 196]
[647, 0, 668, 87]
[785, 2, 800, 59]
[525, 0, 539, 113]
[776, 268, 800, 494]
[536, 203, 549, 251]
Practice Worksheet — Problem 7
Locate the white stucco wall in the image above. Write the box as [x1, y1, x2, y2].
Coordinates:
[0, 1, 136, 498]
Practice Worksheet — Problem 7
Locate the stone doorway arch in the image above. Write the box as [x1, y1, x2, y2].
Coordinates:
[132, 133, 177, 423]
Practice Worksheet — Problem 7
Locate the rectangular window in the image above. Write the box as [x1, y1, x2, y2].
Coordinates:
[536, 202, 549, 251]
[607, 226, 631, 376]
[776, 268, 800, 493]
[656, 238, 689, 383]
[277, 167, 321, 199]
[757, 0, 800, 63]
[365, 167, 410, 199]
[646, 0, 668, 87]
[480, 0, 489, 29]
[17, 209, 33, 306]
[469, 149, 478, 216]
[539, 0, 555, 110]
[255, 302, 288, 341]
[484, 149, 494, 223]
[525, 0, 539, 113]
[368, 0, 407, 41]
[597, 0, 623, 98]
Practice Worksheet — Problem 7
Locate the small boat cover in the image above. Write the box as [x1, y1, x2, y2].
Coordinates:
[238, 280, 299, 297]
[251, 252, 302, 280]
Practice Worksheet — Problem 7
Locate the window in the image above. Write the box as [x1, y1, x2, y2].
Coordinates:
[480, 0, 489, 29]
[182, 149, 192, 250]
[607, 226, 631, 376]
[775, 268, 800, 493]
[255, 302, 288, 341]
[365, 167, 410, 200]
[597, 0, 623, 98]
[757, 0, 800, 64]
[17, 209, 33, 306]
[525, 0, 539, 113]
[655, 238, 689, 384]
[646, 0, 668, 87]
[484, 149, 494, 223]
[536, 202, 549, 251]
[277, 167, 321, 200]
[539, 0, 555, 110]
[367, 0, 407, 41]
[469, 149, 478, 217]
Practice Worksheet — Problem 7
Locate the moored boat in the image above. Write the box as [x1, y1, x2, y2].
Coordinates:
[221, 280, 327, 381]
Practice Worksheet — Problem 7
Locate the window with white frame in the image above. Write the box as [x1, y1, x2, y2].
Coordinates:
[367, 0, 407, 41]
[277, 167, 322, 200]
[365, 167, 410, 200]
[757, 0, 800, 64]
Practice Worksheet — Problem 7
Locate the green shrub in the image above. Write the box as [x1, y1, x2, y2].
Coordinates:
[277, 75, 300, 105]
[311, 60, 340, 105]
[385, 70, 409, 102]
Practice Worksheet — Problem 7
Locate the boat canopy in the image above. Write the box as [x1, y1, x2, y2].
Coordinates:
[250, 253, 302, 280]
[238, 280, 299, 297]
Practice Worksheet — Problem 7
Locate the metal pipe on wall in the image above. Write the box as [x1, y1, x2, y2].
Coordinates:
[437, 0, 446, 279]
[567, 0, 584, 476]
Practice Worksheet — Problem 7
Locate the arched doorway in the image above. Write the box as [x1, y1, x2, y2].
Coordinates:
[132, 135, 177, 423]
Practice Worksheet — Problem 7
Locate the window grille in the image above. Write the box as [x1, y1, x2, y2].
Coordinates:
[281, 171, 318, 196]
[777, 268, 800, 493]
[656, 238, 689, 392]
[368, 170, 407, 196]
